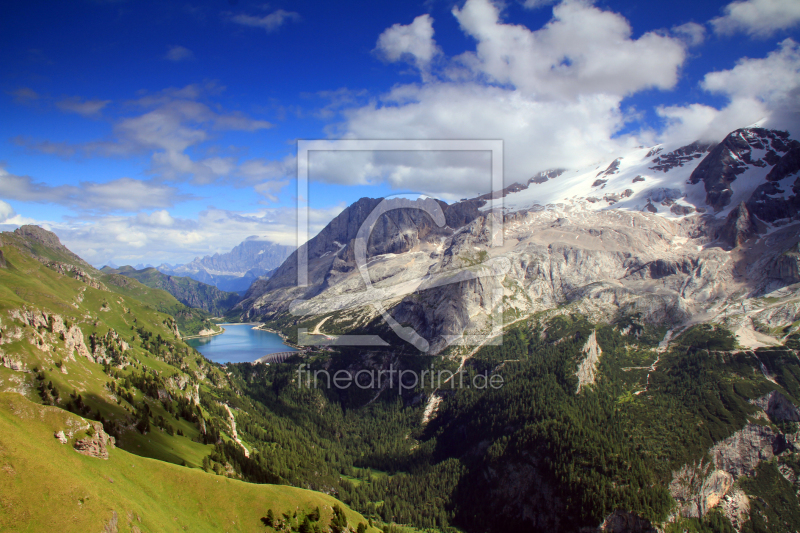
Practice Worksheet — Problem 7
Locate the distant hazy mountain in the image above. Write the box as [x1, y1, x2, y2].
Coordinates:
[100, 265, 240, 316]
[161, 237, 294, 293]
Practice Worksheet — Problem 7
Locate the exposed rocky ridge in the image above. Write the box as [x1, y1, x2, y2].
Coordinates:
[12, 225, 94, 271]
[238, 128, 800, 355]
[73, 421, 115, 459]
[163, 237, 294, 292]
[718, 202, 760, 249]
[669, 390, 800, 527]
[180, 237, 294, 276]
[751, 390, 800, 422]
[649, 140, 713, 173]
[575, 330, 602, 393]
[690, 128, 793, 211]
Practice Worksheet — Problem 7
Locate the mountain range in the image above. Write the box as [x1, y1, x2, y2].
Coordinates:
[160, 237, 294, 294]
[2, 126, 800, 532]
[100, 265, 240, 317]
[237, 127, 800, 355]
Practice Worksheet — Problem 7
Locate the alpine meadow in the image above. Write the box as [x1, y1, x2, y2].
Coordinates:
[2, 1, 800, 532]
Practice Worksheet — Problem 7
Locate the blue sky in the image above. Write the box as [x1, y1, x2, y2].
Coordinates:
[1, 0, 799, 266]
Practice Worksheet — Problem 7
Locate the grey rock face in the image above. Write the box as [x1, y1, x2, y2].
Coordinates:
[746, 139, 800, 223]
[710, 423, 781, 478]
[238, 128, 800, 354]
[751, 391, 800, 422]
[690, 128, 792, 211]
[177, 237, 294, 277]
[649, 140, 713, 173]
[718, 202, 759, 248]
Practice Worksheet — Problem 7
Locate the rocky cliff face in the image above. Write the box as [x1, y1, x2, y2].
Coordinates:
[690, 128, 794, 211]
[164, 237, 295, 293]
[238, 127, 800, 355]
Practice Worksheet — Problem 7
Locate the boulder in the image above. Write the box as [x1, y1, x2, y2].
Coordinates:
[73, 422, 115, 460]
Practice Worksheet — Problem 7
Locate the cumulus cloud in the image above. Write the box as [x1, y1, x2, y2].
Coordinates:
[375, 14, 441, 73]
[0, 200, 15, 221]
[135, 210, 175, 227]
[0, 167, 191, 212]
[711, 0, 800, 37]
[672, 22, 706, 47]
[450, 0, 686, 99]
[165, 45, 194, 61]
[230, 9, 300, 32]
[659, 39, 800, 141]
[56, 97, 110, 116]
[0, 200, 35, 228]
[44, 204, 344, 266]
[310, 0, 690, 196]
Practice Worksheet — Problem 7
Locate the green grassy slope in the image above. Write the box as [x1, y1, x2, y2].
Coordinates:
[0, 393, 374, 533]
[102, 265, 240, 317]
[0, 227, 376, 532]
[2, 226, 219, 337]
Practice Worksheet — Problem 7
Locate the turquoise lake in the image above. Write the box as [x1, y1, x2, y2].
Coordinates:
[186, 324, 296, 364]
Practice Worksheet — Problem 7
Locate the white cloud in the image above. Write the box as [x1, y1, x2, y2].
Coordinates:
[135, 210, 175, 227]
[375, 14, 441, 73]
[165, 45, 194, 62]
[230, 10, 300, 32]
[18, 84, 277, 185]
[660, 39, 800, 141]
[702, 38, 800, 103]
[521, 0, 556, 9]
[315, 0, 689, 195]
[450, 0, 686, 99]
[672, 22, 706, 47]
[0, 167, 190, 212]
[40, 204, 344, 266]
[711, 0, 800, 37]
[56, 97, 110, 116]
[254, 180, 289, 203]
[0, 200, 15, 221]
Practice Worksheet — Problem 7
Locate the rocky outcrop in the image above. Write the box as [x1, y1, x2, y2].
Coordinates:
[54, 430, 67, 444]
[12, 225, 96, 272]
[8, 308, 92, 362]
[73, 422, 115, 459]
[222, 403, 249, 458]
[690, 129, 792, 211]
[670, 462, 734, 518]
[650, 141, 713, 173]
[717, 202, 758, 248]
[0, 249, 6, 269]
[720, 488, 750, 531]
[576, 330, 602, 393]
[750, 390, 800, 422]
[710, 423, 781, 478]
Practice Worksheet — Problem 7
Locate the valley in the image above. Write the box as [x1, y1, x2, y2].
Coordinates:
[2, 128, 800, 532]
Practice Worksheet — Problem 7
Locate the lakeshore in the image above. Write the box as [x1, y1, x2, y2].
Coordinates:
[186, 324, 298, 364]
